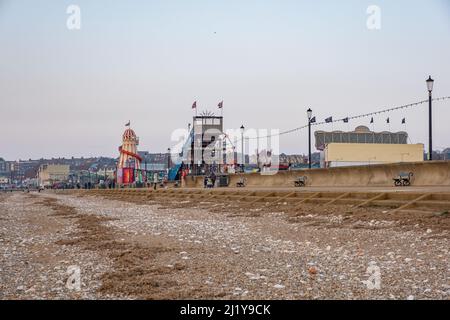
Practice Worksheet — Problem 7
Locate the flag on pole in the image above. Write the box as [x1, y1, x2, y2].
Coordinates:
[218, 101, 223, 109]
[325, 117, 333, 123]
[192, 101, 197, 109]
[125, 121, 130, 127]
[310, 116, 316, 123]
[402, 118, 406, 124]
[343, 117, 349, 123]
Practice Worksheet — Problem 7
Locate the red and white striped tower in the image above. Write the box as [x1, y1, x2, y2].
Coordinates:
[118, 123, 142, 169]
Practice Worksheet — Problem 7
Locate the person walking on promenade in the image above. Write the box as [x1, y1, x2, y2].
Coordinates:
[211, 171, 216, 188]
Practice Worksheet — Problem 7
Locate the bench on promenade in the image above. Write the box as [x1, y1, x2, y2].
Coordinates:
[236, 177, 247, 188]
[294, 176, 307, 187]
[393, 172, 414, 187]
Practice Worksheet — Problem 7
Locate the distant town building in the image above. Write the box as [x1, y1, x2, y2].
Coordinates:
[431, 148, 450, 161]
[279, 154, 307, 165]
[37, 164, 70, 187]
[0, 157, 6, 173]
[15, 160, 40, 180]
[139, 151, 168, 172]
[442, 148, 450, 160]
[0, 158, 9, 182]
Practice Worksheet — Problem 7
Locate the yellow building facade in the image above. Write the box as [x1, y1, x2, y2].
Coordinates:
[37, 164, 70, 186]
[323, 143, 424, 167]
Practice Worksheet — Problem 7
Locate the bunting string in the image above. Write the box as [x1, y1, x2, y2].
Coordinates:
[240, 96, 450, 141]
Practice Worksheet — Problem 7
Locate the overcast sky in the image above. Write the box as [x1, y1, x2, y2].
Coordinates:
[0, 0, 449, 160]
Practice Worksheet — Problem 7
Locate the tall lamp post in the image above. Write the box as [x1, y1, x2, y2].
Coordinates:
[188, 123, 193, 173]
[426, 76, 434, 160]
[167, 148, 171, 170]
[240, 125, 245, 172]
[307, 108, 313, 169]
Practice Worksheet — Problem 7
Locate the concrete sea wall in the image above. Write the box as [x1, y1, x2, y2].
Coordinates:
[185, 161, 450, 188]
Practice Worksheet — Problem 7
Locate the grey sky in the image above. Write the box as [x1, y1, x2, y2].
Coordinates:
[0, 0, 449, 160]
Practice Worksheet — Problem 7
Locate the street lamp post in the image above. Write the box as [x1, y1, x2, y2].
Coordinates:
[167, 148, 171, 171]
[426, 76, 434, 161]
[144, 159, 147, 184]
[240, 125, 245, 172]
[307, 108, 313, 169]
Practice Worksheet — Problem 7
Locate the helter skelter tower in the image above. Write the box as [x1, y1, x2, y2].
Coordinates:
[117, 122, 142, 184]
